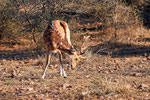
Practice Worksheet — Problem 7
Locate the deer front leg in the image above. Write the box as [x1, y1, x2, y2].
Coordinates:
[42, 52, 51, 79]
[69, 56, 73, 70]
[58, 52, 67, 78]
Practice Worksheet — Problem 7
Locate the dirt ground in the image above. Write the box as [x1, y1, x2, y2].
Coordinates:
[0, 27, 150, 100]
[0, 35, 150, 100]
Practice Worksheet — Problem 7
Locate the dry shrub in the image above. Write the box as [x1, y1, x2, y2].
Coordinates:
[66, 0, 144, 46]
[0, 0, 147, 49]
[93, 0, 143, 44]
[0, 0, 22, 42]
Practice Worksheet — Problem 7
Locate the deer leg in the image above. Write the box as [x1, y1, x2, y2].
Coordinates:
[58, 52, 67, 78]
[42, 52, 51, 79]
[69, 56, 73, 70]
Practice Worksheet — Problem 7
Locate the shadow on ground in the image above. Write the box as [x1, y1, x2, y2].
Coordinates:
[90, 41, 150, 58]
[1, 39, 150, 61]
[0, 49, 45, 60]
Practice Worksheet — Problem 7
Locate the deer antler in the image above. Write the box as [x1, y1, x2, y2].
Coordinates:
[80, 35, 91, 55]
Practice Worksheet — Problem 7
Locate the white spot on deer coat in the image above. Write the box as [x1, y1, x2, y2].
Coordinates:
[60, 42, 63, 45]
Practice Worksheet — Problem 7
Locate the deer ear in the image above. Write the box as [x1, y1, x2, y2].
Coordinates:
[80, 51, 85, 55]
[83, 35, 90, 40]
[79, 55, 86, 59]
[78, 55, 82, 59]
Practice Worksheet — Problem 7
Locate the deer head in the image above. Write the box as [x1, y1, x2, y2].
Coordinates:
[70, 35, 91, 69]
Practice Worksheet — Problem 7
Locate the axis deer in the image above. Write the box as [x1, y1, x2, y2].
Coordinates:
[42, 20, 90, 79]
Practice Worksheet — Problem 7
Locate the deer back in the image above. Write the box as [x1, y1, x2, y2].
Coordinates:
[43, 20, 74, 54]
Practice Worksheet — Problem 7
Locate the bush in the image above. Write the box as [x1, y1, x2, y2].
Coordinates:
[89, 0, 142, 43]
[0, 0, 21, 42]
[0, 0, 145, 46]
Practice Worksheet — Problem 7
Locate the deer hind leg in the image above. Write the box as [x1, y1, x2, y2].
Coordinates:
[58, 52, 67, 78]
[42, 52, 51, 79]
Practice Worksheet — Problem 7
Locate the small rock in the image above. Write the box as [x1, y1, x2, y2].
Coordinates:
[109, 70, 113, 73]
[115, 64, 121, 70]
[4, 68, 7, 72]
[82, 91, 89, 95]
[16, 66, 19, 69]
[129, 65, 136, 69]
[21, 87, 33, 91]
[45, 99, 50, 100]
[0, 62, 4, 65]
[138, 83, 148, 89]
[104, 70, 109, 74]
[30, 81, 35, 85]
[124, 84, 131, 90]
[19, 61, 25, 64]
[35, 61, 43, 66]
[132, 73, 142, 77]
[20, 79, 25, 82]
[12, 70, 17, 76]
[35, 94, 45, 99]
[19, 90, 25, 94]
[0, 89, 6, 93]
[24, 61, 28, 64]
[27, 87, 33, 91]
[63, 83, 72, 89]
[86, 75, 90, 78]
[10, 74, 15, 78]
[114, 60, 118, 63]
[99, 96, 105, 100]
[142, 57, 147, 61]
[113, 79, 118, 82]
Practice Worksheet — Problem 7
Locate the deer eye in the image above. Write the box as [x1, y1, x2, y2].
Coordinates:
[75, 58, 78, 61]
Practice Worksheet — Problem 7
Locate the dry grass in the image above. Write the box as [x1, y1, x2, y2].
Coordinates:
[0, 42, 150, 99]
[0, 0, 150, 99]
